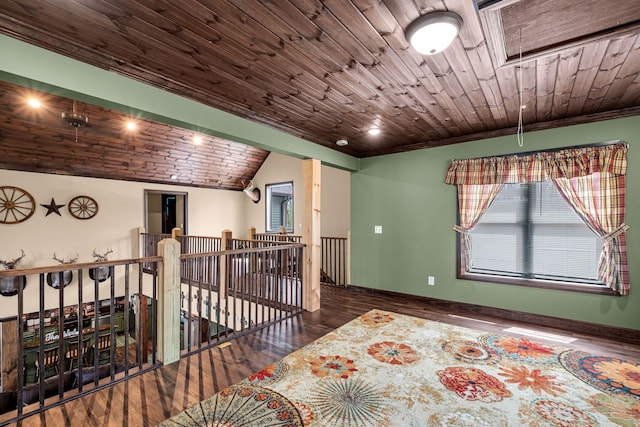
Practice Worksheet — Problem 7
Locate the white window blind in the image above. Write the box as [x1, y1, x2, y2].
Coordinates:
[469, 181, 603, 284]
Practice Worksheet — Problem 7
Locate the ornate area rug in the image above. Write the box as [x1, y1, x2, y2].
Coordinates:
[159, 309, 640, 426]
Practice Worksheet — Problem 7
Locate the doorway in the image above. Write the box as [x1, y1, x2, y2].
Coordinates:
[144, 190, 187, 234]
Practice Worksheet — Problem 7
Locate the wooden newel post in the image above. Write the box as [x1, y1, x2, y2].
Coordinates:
[220, 230, 232, 299]
[248, 226, 256, 240]
[157, 238, 181, 365]
[137, 294, 150, 363]
[1, 320, 18, 392]
[302, 158, 321, 312]
[171, 227, 182, 239]
[138, 226, 146, 258]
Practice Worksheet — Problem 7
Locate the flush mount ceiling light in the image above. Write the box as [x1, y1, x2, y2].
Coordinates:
[405, 11, 463, 55]
[336, 139, 348, 146]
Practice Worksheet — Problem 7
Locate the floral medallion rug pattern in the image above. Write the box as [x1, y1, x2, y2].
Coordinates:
[159, 309, 640, 426]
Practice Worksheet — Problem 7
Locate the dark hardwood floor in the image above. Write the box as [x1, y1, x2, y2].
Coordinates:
[10, 285, 640, 426]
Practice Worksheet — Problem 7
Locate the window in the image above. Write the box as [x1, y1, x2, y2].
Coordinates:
[445, 143, 629, 295]
[469, 181, 604, 285]
[266, 182, 293, 232]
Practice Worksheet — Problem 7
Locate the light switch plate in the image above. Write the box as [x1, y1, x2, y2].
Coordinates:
[374, 225, 382, 234]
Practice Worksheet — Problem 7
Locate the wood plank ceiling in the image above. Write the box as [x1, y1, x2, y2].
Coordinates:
[0, 81, 269, 190]
[0, 0, 639, 189]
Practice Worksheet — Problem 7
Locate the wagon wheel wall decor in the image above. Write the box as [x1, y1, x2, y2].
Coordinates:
[0, 186, 36, 224]
[68, 195, 98, 219]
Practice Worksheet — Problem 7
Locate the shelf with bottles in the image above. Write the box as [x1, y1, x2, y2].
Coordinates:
[22, 298, 127, 337]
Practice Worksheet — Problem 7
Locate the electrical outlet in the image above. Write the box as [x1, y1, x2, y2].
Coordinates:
[428, 276, 435, 286]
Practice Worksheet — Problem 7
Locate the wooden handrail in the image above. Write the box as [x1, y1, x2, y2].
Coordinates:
[0, 256, 162, 278]
[179, 243, 304, 260]
[140, 229, 348, 287]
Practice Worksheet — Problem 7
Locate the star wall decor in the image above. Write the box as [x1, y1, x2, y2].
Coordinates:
[40, 198, 65, 216]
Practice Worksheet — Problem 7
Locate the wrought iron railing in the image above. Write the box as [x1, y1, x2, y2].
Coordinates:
[0, 256, 161, 425]
[0, 230, 345, 423]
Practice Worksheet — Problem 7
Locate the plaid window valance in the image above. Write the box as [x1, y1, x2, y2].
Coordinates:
[445, 143, 627, 185]
[446, 141, 630, 295]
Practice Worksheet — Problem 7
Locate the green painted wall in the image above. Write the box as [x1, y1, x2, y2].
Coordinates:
[351, 116, 640, 330]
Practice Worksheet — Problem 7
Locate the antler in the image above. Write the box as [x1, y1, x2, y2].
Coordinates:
[53, 253, 79, 264]
[14, 249, 25, 265]
[0, 249, 26, 269]
[92, 248, 113, 261]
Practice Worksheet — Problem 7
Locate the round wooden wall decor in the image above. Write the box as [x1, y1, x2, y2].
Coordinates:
[0, 186, 36, 224]
[68, 195, 98, 219]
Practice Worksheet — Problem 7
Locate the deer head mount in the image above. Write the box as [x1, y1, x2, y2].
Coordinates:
[90, 249, 113, 282]
[91, 248, 113, 262]
[48, 253, 77, 289]
[0, 249, 26, 269]
[241, 180, 261, 204]
[0, 250, 27, 296]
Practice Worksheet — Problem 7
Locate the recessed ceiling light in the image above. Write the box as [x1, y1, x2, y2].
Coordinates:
[28, 98, 41, 108]
[193, 135, 203, 145]
[126, 121, 137, 130]
[170, 174, 178, 180]
[336, 139, 348, 146]
[368, 127, 381, 136]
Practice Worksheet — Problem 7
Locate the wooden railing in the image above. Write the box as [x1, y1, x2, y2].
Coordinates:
[178, 244, 304, 355]
[253, 229, 348, 286]
[0, 257, 161, 424]
[321, 236, 349, 286]
[253, 232, 302, 244]
[142, 229, 350, 287]
[176, 233, 222, 254]
[141, 232, 222, 274]
[140, 230, 305, 356]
